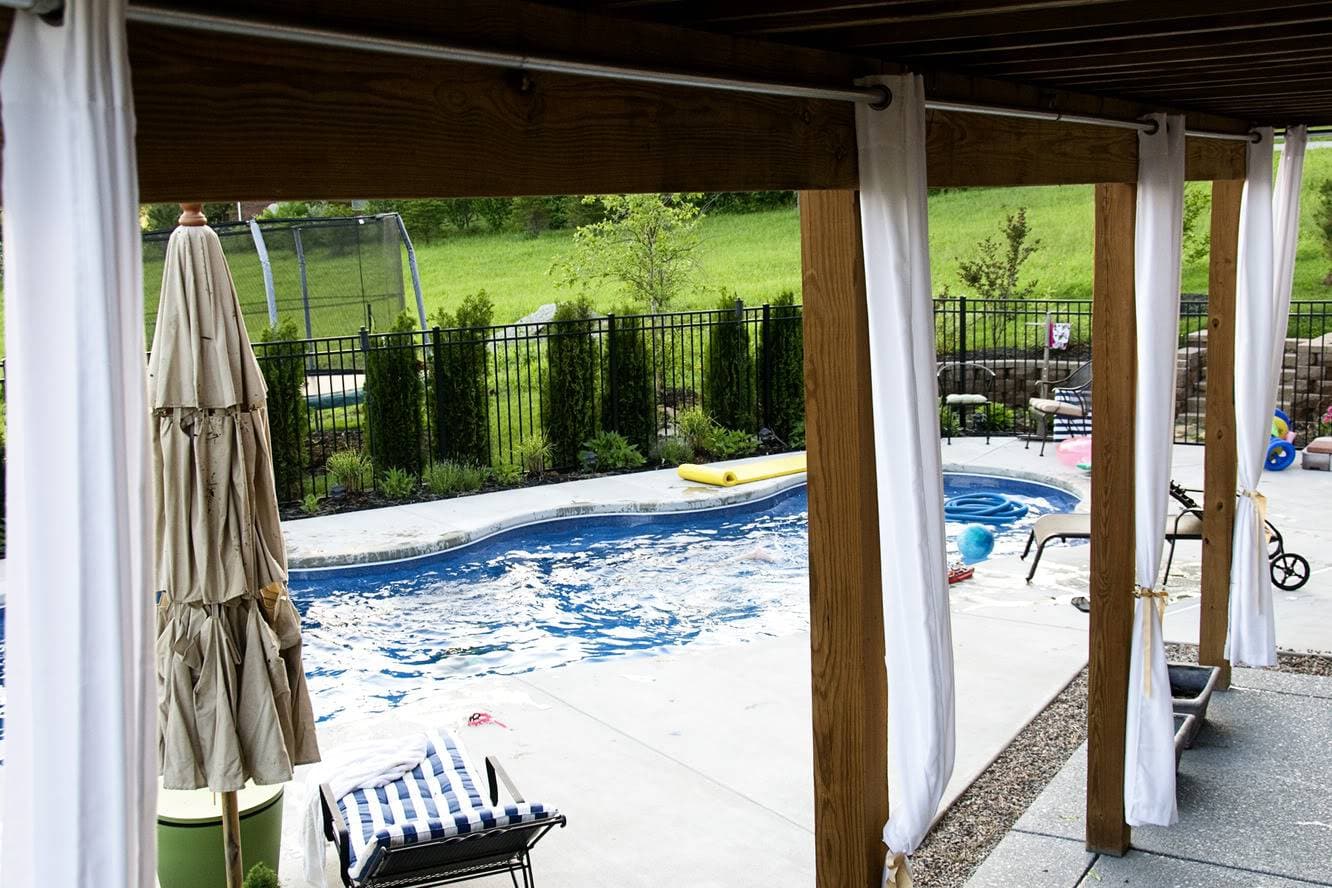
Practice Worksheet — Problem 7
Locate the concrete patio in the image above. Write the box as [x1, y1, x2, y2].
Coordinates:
[966, 667, 1332, 888]
[257, 438, 1332, 885]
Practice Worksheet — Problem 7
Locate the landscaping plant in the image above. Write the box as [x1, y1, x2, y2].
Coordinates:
[364, 311, 425, 474]
[241, 862, 279, 888]
[581, 431, 646, 472]
[761, 290, 804, 444]
[423, 460, 485, 495]
[703, 427, 759, 459]
[300, 493, 322, 515]
[516, 431, 553, 476]
[491, 462, 523, 486]
[379, 467, 417, 500]
[601, 310, 656, 454]
[703, 295, 757, 433]
[674, 406, 715, 457]
[325, 449, 371, 493]
[257, 318, 308, 502]
[544, 298, 598, 467]
[431, 292, 493, 466]
[1319, 179, 1332, 286]
[957, 207, 1041, 301]
[653, 436, 693, 467]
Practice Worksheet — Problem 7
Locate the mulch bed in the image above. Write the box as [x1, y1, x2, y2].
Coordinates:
[912, 643, 1332, 888]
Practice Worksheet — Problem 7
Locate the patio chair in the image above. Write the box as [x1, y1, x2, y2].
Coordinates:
[1027, 361, 1092, 456]
[320, 729, 566, 888]
[937, 362, 997, 445]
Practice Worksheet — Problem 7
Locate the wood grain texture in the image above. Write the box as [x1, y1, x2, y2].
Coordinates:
[221, 790, 244, 888]
[1086, 182, 1135, 857]
[800, 190, 888, 888]
[1200, 178, 1243, 691]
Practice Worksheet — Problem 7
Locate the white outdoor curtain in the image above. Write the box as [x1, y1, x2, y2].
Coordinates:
[0, 2, 157, 887]
[1125, 112, 1185, 828]
[854, 74, 956, 886]
[1229, 126, 1308, 667]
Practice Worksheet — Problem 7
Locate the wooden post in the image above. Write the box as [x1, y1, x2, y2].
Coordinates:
[800, 190, 889, 888]
[1200, 179, 1243, 691]
[221, 790, 244, 888]
[1086, 182, 1136, 857]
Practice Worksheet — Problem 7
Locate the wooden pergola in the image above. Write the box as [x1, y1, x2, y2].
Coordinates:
[8, 2, 1328, 884]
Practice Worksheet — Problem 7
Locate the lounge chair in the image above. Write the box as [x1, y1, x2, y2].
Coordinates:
[1021, 483, 1203, 583]
[1027, 362, 1092, 456]
[321, 729, 565, 887]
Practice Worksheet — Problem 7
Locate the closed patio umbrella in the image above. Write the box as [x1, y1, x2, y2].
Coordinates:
[150, 204, 320, 885]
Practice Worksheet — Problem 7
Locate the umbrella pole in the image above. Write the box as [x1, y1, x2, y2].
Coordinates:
[221, 789, 244, 888]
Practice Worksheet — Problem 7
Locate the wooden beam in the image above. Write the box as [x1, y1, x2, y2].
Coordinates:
[1200, 178, 1244, 691]
[1086, 181, 1135, 857]
[800, 190, 887, 888]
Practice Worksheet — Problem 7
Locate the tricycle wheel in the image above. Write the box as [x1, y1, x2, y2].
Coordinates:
[1271, 553, 1310, 592]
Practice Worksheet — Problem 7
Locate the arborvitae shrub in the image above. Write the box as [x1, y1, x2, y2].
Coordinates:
[257, 318, 308, 502]
[703, 294, 757, 433]
[762, 290, 805, 445]
[364, 311, 424, 475]
[431, 292, 493, 466]
[545, 298, 598, 467]
[602, 310, 655, 454]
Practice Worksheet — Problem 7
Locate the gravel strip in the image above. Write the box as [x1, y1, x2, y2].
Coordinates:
[912, 643, 1332, 888]
[910, 671, 1089, 888]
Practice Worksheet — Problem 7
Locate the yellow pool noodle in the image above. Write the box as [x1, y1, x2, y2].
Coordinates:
[677, 454, 807, 487]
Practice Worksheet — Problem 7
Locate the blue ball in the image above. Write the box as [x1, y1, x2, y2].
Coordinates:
[957, 523, 996, 563]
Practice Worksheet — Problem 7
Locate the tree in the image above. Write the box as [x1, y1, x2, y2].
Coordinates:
[551, 193, 704, 312]
[602, 309, 655, 454]
[476, 198, 512, 232]
[441, 198, 476, 232]
[544, 298, 598, 467]
[704, 294, 757, 433]
[431, 292, 494, 465]
[143, 202, 236, 231]
[257, 318, 308, 502]
[1318, 179, 1332, 286]
[956, 207, 1041, 300]
[364, 311, 425, 476]
[1182, 183, 1212, 264]
[761, 290, 804, 444]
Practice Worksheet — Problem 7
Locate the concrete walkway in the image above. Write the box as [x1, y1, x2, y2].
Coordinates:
[965, 668, 1332, 887]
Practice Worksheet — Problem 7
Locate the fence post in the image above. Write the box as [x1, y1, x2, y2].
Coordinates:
[431, 325, 445, 461]
[606, 313, 618, 434]
[761, 302, 774, 432]
[956, 295, 968, 409]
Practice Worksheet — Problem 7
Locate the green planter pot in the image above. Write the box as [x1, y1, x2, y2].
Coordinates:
[157, 779, 285, 888]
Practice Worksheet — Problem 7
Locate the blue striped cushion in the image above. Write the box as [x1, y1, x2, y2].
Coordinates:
[1053, 388, 1092, 439]
[336, 729, 558, 881]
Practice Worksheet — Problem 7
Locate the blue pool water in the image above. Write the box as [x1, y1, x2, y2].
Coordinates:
[0, 472, 1078, 733]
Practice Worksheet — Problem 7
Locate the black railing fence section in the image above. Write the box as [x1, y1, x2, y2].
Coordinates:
[0, 297, 1328, 505]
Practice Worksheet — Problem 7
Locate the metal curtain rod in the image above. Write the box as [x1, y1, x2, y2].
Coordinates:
[121, 3, 1259, 142]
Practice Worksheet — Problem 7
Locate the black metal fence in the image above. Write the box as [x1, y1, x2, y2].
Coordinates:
[1, 297, 1329, 508]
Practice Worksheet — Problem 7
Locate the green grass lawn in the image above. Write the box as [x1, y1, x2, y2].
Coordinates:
[0, 147, 1328, 357]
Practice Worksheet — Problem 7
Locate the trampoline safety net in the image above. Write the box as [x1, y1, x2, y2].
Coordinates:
[143, 213, 423, 338]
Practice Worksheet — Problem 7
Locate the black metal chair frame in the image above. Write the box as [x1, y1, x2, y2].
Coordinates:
[322, 756, 567, 888]
[1027, 361, 1092, 456]
[937, 361, 997, 445]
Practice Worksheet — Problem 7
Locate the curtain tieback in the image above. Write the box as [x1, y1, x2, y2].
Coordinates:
[1132, 585, 1169, 696]
[883, 851, 914, 888]
[1239, 488, 1270, 614]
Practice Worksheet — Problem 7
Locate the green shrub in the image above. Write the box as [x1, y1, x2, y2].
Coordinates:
[423, 460, 485, 495]
[704, 427, 759, 459]
[492, 462, 523, 485]
[545, 298, 598, 467]
[940, 405, 962, 438]
[653, 436, 693, 467]
[675, 406, 714, 457]
[380, 467, 417, 500]
[364, 312, 424, 474]
[972, 403, 1017, 434]
[326, 449, 371, 492]
[789, 419, 806, 450]
[704, 295, 757, 433]
[517, 432, 552, 475]
[300, 493, 322, 515]
[581, 431, 646, 472]
[242, 862, 279, 888]
[761, 291, 804, 444]
[431, 293, 493, 466]
[257, 318, 308, 502]
[602, 311, 656, 454]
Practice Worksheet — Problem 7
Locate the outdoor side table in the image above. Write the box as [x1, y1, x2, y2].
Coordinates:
[157, 778, 285, 888]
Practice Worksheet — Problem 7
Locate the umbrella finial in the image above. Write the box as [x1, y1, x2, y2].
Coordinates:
[178, 203, 207, 227]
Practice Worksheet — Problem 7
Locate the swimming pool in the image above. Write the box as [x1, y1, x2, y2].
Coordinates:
[0, 471, 1078, 734]
[289, 472, 1077, 722]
